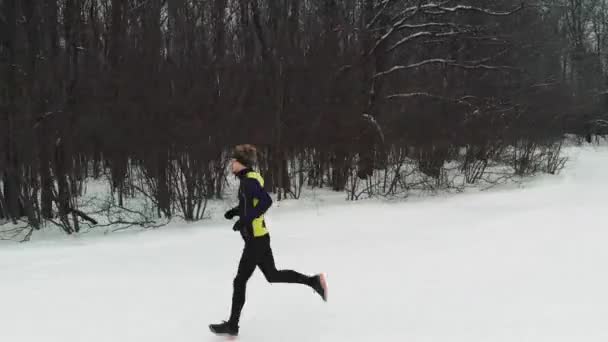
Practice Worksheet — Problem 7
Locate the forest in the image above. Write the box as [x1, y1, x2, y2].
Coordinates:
[1, 0, 607, 237]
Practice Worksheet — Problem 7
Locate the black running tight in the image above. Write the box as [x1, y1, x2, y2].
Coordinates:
[229, 234, 314, 325]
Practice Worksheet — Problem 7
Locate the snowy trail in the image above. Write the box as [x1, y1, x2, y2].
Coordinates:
[1, 146, 608, 342]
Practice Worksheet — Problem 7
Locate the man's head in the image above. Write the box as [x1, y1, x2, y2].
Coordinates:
[230, 144, 257, 174]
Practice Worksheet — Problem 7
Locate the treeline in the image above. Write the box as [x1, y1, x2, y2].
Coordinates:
[1, 0, 607, 235]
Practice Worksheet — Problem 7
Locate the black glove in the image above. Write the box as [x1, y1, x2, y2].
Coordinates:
[233, 219, 253, 242]
[224, 208, 239, 220]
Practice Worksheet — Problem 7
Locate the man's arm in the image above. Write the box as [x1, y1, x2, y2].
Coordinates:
[224, 206, 240, 219]
[241, 178, 273, 226]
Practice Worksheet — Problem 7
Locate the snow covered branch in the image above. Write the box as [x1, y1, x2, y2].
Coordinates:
[385, 92, 474, 107]
[530, 81, 559, 88]
[395, 22, 462, 31]
[387, 2, 523, 24]
[362, 113, 385, 143]
[368, 12, 417, 55]
[374, 59, 519, 78]
[387, 31, 466, 52]
[591, 119, 608, 127]
[374, 59, 453, 78]
[389, 2, 450, 23]
[436, 4, 525, 16]
[368, 2, 523, 56]
[33, 110, 64, 128]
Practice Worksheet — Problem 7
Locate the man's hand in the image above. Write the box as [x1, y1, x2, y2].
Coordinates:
[232, 219, 242, 231]
[224, 207, 239, 220]
[233, 219, 253, 241]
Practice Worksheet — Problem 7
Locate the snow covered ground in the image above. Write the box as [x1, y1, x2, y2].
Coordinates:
[1, 144, 608, 342]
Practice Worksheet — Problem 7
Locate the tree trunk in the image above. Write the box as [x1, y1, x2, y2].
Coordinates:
[4, 0, 23, 221]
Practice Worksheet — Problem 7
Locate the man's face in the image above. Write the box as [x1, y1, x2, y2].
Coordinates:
[231, 158, 242, 174]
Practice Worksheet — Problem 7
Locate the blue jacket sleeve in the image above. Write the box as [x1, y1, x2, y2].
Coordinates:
[241, 178, 273, 226]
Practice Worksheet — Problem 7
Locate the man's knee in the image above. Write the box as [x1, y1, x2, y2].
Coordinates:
[233, 275, 247, 288]
[262, 268, 280, 283]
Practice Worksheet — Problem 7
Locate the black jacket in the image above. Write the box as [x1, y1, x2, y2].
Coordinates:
[228, 168, 273, 239]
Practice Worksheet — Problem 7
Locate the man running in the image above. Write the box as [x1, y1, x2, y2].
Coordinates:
[209, 144, 328, 337]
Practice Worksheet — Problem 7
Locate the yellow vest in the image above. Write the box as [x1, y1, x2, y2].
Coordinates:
[245, 171, 269, 237]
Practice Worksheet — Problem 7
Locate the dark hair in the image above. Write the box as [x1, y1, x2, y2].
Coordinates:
[232, 144, 257, 168]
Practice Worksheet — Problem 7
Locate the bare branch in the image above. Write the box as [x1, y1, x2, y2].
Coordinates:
[467, 49, 509, 65]
[367, 0, 398, 29]
[112, 221, 166, 232]
[0, 224, 30, 242]
[21, 228, 34, 243]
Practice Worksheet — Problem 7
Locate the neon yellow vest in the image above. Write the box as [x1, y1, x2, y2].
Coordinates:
[246, 171, 269, 237]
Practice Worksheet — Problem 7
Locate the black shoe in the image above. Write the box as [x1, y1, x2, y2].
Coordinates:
[312, 273, 328, 302]
[209, 320, 239, 336]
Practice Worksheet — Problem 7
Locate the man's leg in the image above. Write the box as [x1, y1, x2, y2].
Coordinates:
[256, 235, 328, 301]
[228, 245, 257, 327]
[257, 235, 316, 286]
